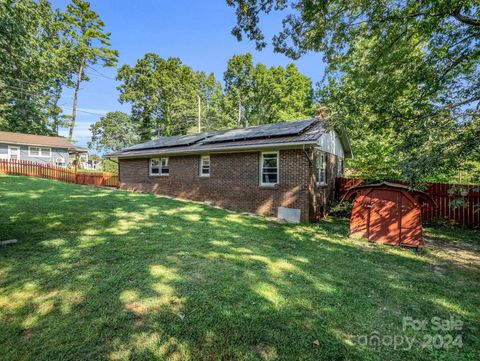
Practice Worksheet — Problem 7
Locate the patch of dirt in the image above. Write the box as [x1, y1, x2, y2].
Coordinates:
[253, 344, 278, 361]
[125, 301, 147, 316]
[125, 301, 147, 327]
[19, 328, 34, 340]
[424, 235, 480, 273]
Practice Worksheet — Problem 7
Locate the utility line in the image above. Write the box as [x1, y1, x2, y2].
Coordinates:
[86, 65, 116, 80]
[61, 106, 108, 116]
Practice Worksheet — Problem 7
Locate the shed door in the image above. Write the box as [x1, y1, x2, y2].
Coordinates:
[399, 193, 422, 247]
[349, 193, 371, 238]
[368, 189, 400, 245]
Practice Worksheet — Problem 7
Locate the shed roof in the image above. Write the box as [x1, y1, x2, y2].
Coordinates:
[109, 118, 353, 158]
[342, 181, 435, 206]
[0, 130, 84, 151]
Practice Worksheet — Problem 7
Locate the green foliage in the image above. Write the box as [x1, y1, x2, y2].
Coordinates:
[250, 63, 314, 125]
[88, 111, 139, 153]
[0, 0, 117, 140]
[195, 71, 231, 131]
[117, 55, 199, 141]
[102, 158, 118, 173]
[224, 53, 255, 126]
[223, 54, 314, 127]
[227, 0, 480, 182]
[116, 52, 315, 141]
[0, 0, 71, 135]
[326, 200, 353, 219]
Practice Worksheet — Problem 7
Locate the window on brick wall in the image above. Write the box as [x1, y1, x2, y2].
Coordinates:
[260, 151, 278, 186]
[149, 157, 169, 176]
[199, 155, 210, 176]
[317, 150, 327, 186]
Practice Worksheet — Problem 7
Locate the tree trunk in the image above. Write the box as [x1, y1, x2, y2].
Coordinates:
[197, 95, 202, 133]
[237, 101, 242, 127]
[69, 58, 85, 141]
[52, 82, 62, 136]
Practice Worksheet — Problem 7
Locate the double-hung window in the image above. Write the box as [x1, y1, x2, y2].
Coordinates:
[260, 152, 278, 186]
[8, 146, 20, 160]
[149, 157, 169, 176]
[29, 146, 51, 158]
[200, 155, 210, 177]
[317, 150, 327, 186]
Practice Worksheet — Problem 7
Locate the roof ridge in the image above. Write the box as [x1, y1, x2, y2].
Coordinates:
[0, 130, 68, 139]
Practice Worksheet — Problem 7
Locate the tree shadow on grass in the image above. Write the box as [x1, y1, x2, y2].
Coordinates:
[0, 176, 479, 360]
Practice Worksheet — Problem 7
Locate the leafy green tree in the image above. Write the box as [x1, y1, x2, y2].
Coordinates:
[117, 55, 198, 141]
[224, 54, 314, 127]
[0, 0, 71, 135]
[250, 63, 313, 125]
[88, 111, 138, 153]
[224, 53, 255, 127]
[227, 0, 480, 181]
[196, 71, 231, 130]
[102, 158, 118, 173]
[63, 0, 118, 140]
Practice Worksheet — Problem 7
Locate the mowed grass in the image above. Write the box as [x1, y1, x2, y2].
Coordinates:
[0, 175, 479, 361]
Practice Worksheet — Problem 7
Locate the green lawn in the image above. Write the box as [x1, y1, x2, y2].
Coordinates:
[0, 175, 479, 361]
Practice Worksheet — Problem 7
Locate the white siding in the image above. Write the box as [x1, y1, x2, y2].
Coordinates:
[317, 130, 345, 158]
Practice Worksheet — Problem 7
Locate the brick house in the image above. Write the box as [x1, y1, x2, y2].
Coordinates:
[110, 118, 353, 222]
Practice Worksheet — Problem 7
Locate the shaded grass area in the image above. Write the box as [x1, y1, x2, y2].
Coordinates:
[0, 175, 479, 360]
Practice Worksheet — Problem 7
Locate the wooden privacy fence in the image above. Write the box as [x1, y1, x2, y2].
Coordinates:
[0, 159, 118, 188]
[335, 177, 480, 227]
[74, 172, 119, 187]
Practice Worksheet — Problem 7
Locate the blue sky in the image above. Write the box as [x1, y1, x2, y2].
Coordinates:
[51, 0, 326, 147]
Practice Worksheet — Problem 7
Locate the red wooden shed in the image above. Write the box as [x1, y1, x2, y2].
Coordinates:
[342, 182, 435, 248]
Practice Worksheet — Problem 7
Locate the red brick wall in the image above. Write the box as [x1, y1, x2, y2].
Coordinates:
[119, 149, 317, 221]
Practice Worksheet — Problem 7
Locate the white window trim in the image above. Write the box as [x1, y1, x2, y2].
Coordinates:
[199, 155, 210, 177]
[317, 150, 327, 187]
[28, 146, 51, 158]
[260, 151, 279, 187]
[8, 146, 20, 160]
[149, 157, 169, 176]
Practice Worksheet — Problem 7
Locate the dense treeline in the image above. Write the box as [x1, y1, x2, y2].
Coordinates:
[0, 0, 314, 148]
[108, 53, 314, 142]
[227, 0, 480, 183]
[90, 53, 314, 149]
[1, 0, 478, 183]
[0, 0, 117, 139]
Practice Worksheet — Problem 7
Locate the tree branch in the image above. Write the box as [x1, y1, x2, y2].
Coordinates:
[452, 7, 480, 26]
[446, 95, 480, 110]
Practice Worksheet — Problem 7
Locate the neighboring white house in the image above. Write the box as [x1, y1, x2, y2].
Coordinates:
[74, 154, 103, 170]
[0, 131, 88, 167]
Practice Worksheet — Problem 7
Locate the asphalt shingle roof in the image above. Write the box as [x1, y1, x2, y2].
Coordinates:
[110, 118, 327, 158]
[0, 131, 86, 151]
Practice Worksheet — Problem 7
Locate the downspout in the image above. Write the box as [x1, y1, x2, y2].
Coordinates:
[303, 144, 316, 221]
[303, 144, 314, 166]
